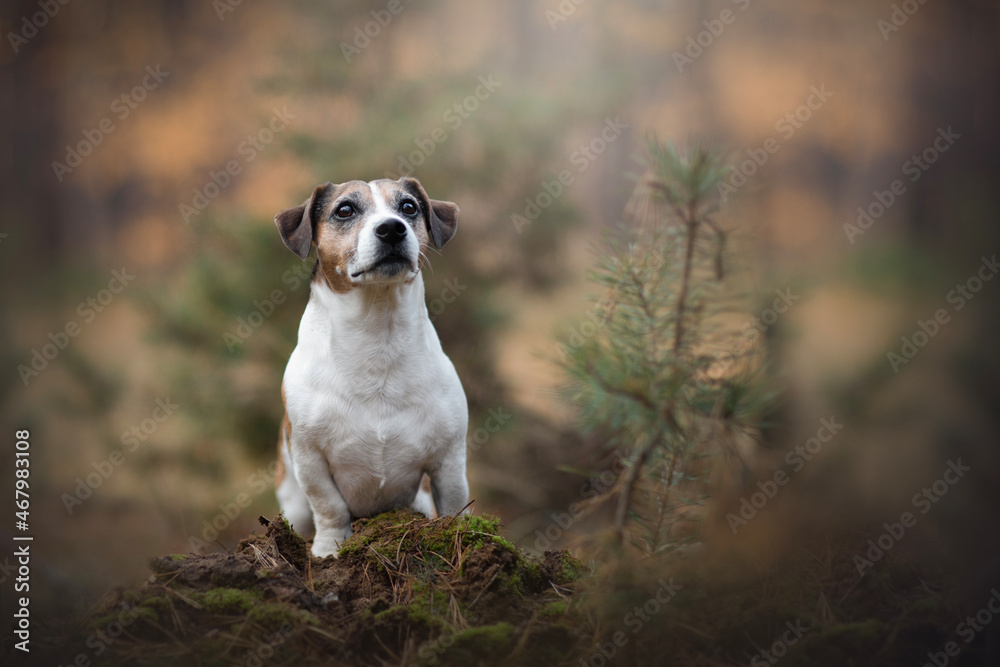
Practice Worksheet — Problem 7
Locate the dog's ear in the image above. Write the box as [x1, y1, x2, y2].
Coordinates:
[400, 177, 459, 250]
[274, 182, 333, 260]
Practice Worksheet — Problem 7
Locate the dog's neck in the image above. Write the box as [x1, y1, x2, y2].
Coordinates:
[304, 272, 430, 365]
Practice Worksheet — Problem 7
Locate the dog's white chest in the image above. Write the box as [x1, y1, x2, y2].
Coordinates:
[283, 280, 466, 518]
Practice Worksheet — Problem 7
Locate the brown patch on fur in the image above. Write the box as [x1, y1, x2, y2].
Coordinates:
[311, 181, 372, 293]
[314, 220, 362, 293]
[398, 177, 458, 251]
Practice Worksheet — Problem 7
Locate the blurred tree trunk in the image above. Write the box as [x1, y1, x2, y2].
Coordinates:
[0, 0, 216, 269]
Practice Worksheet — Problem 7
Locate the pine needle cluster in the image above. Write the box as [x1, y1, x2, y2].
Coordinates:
[561, 138, 772, 553]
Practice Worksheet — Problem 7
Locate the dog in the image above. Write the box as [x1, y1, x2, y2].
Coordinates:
[272, 177, 469, 558]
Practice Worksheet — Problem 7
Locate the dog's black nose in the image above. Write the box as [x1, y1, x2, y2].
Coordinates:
[375, 219, 407, 245]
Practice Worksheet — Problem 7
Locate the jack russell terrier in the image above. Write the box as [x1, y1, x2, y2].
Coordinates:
[272, 177, 469, 558]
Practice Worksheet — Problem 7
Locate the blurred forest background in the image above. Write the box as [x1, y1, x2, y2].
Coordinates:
[1, 0, 999, 631]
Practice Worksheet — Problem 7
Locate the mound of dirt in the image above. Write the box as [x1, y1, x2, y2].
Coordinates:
[53, 511, 973, 667]
[87, 511, 588, 666]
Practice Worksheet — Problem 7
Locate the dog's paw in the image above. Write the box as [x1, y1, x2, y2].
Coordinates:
[311, 529, 351, 558]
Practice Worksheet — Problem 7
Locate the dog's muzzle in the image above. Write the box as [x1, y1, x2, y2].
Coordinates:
[351, 218, 417, 279]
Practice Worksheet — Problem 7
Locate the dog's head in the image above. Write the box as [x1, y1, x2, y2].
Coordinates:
[274, 178, 458, 292]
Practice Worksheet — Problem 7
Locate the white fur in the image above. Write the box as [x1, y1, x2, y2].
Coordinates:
[277, 182, 469, 558]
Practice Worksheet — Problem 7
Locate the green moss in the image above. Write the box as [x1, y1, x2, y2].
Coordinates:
[451, 622, 516, 652]
[373, 604, 406, 622]
[509, 560, 543, 595]
[491, 535, 518, 551]
[335, 533, 372, 557]
[197, 587, 262, 615]
[539, 600, 569, 619]
[560, 557, 586, 583]
[410, 580, 451, 619]
[169, 554, 189, 561]
[139, 596, 171, 616]
[458, 513, 501, 535]
[374, 603, 447, 635]
[246, 602, 318, 629]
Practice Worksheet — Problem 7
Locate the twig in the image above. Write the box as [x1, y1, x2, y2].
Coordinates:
[614, 429, 663, 543]
[672, 201, 699, 357]
[160, 585, 203, 610]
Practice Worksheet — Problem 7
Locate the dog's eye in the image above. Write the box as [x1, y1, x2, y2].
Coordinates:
[334, 203, 354, 219]
[400, 201, 418, 216]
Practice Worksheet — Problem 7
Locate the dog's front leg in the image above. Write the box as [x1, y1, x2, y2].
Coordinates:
[291, 444, 352, 558]
[430, 446, 470, 516]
